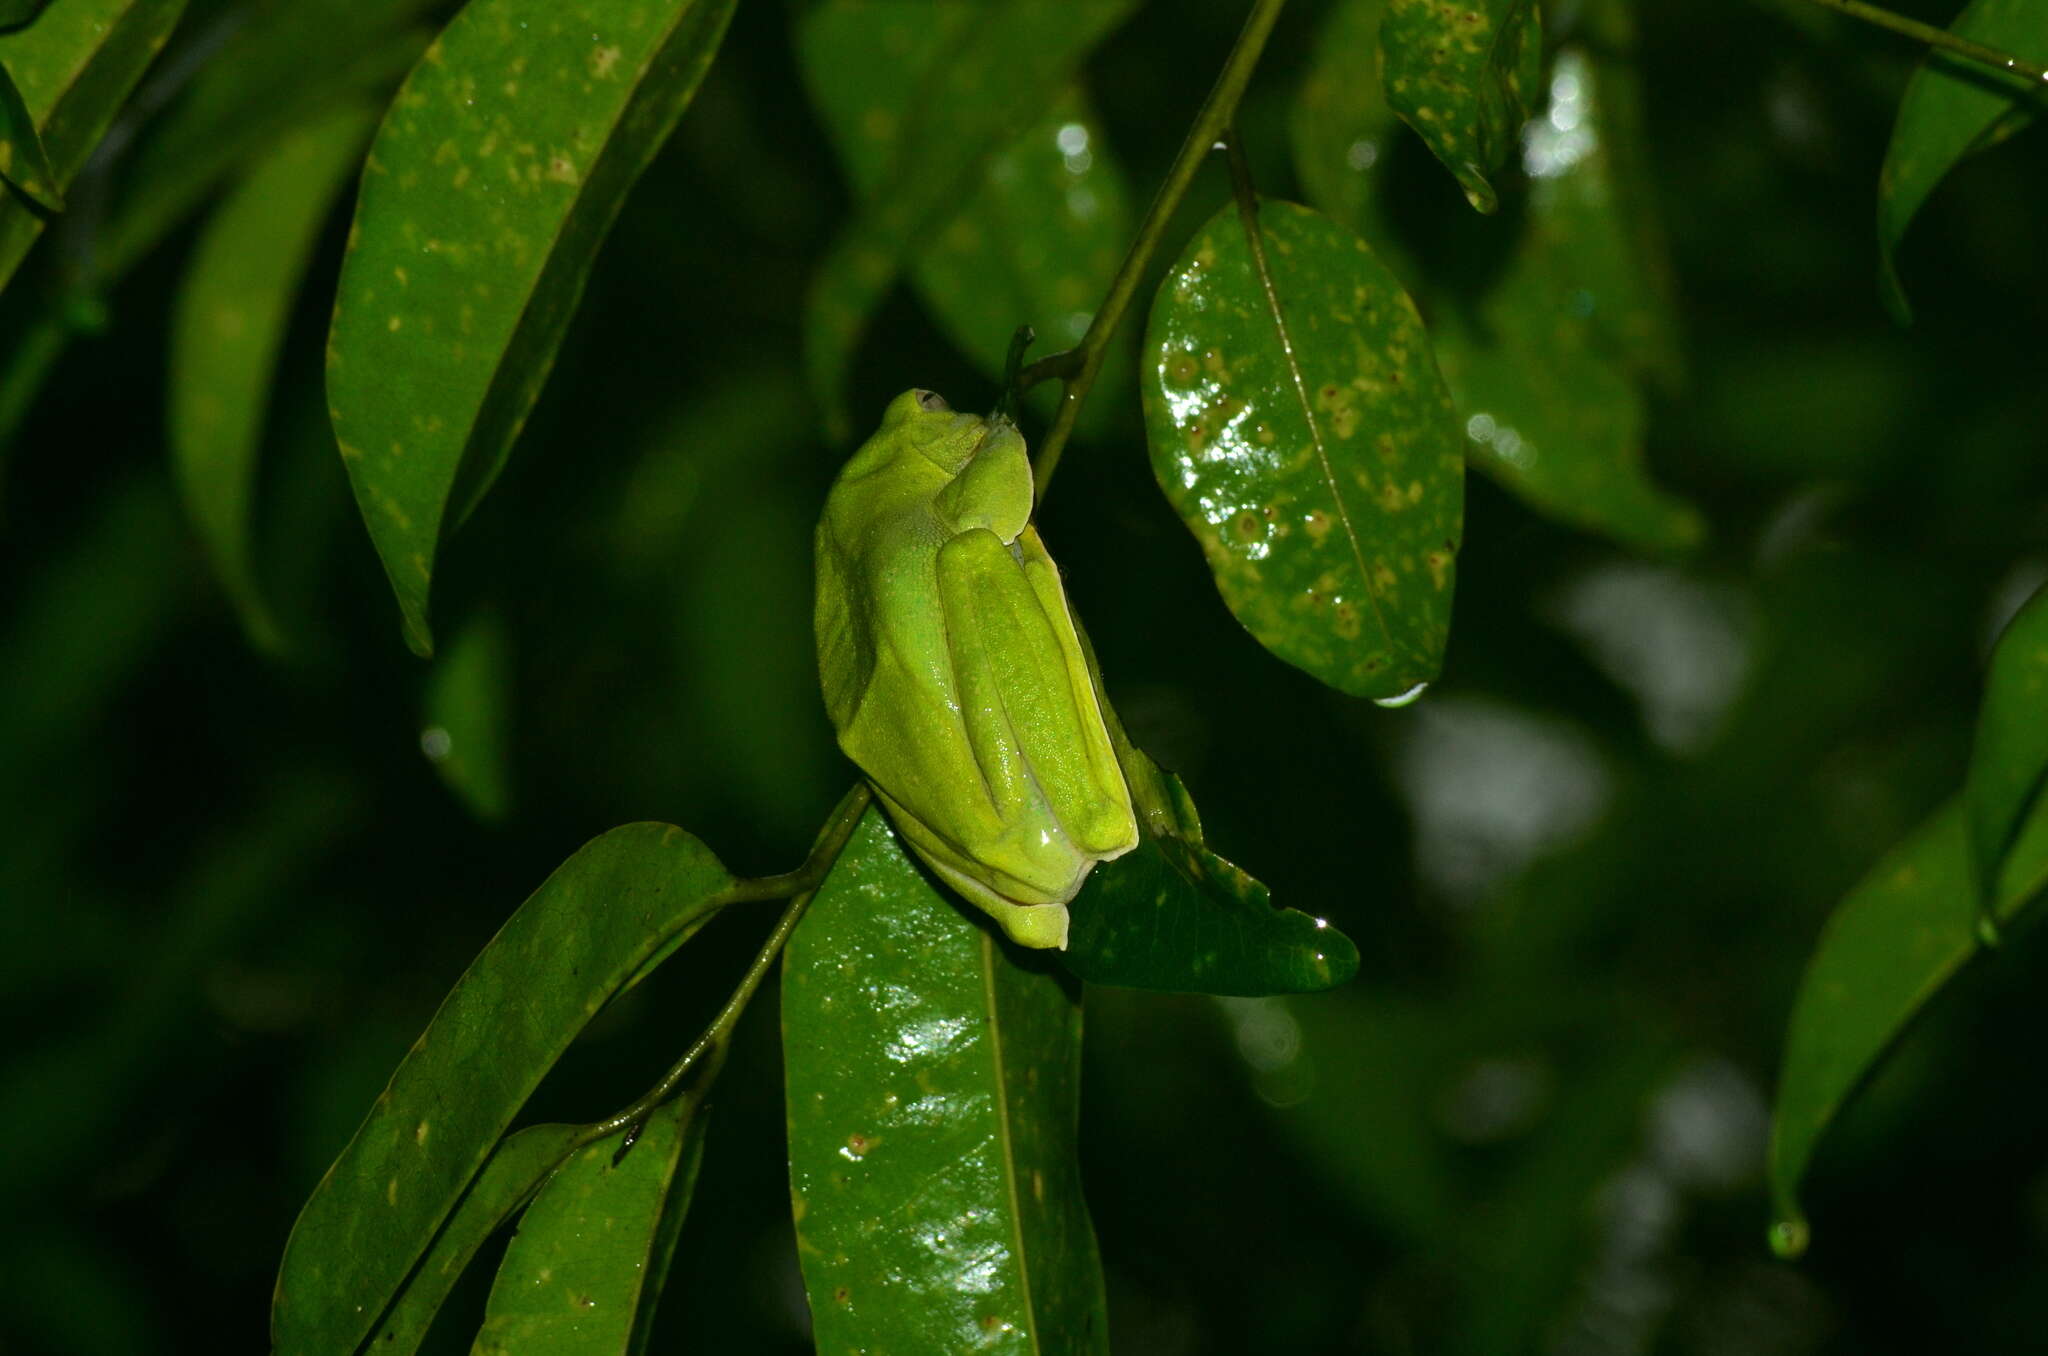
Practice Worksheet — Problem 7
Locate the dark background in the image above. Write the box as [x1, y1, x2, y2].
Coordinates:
[3, 0, 2046, 1350]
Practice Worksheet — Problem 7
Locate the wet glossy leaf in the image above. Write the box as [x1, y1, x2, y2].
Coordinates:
[0, 59, 60, 209]
[784, 807, 1107, 1354]
[1379, 0, 1543, 212]
[1877, 0, 2048, 322]
[473, 1097, 710, 1355]
[367, 1123, 582, 1355]
[1768, 793, 2048, 1256]
[0, 0, 184, 295]
[101, 0, 434, 278]
[169, 102, 377, 656]
[801, 0, 1134, 440]
[800, 1, 1132, 390]
[1966, 582, 2048, 916]
[1065, 721, 1357, 994]
[1141, 198, 1463, 700]
[1289, 0, 1406, 271]
[1429, 46, 1700, 554]
[421, 610, 514, 822]
[271, 824, 737, 1355]
[329, 0, 738, 657]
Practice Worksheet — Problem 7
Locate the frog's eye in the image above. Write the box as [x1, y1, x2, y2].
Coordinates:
[914, 389, 951, 413]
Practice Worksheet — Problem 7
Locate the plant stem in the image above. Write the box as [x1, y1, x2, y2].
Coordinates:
[1024, 0, 1290, 498]
[580, 782, 872, 1155]
[1798, 0, 2048, 84]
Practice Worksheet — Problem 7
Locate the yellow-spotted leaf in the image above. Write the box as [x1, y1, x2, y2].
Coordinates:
[1379, 0, 1544, 213]
[329, 0, 738, 656]
[1141, 198, 1463, 700]
[169, 102, 377, 655]
[0, 0, 184, 295]
[1769, 793, 2048, 1258]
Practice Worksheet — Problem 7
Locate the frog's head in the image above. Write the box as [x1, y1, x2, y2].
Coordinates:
[881, 388, 1019, 477]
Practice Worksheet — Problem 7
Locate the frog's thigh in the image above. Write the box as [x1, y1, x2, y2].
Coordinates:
[937, 527, 1109, 834]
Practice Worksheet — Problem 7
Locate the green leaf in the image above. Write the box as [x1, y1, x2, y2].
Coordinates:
[0, 3, 51, 29]
[101, 0, 435, 280]
[1379, 0, 1544, 213]
[0, 59, 60, 209]
[1141, 198, 1463, 700]
[783, 807, 1108, 1353]
[1967, 582, 2048, 920]
[168, 101, 377, 656]
[1768, 792, 2048, 1257]
[0, 0, 185, 295]
[473, 1098, 711, 1355]
[1289, 0, 1406, 270]
[271, 823, 737, 1356]
[1877, 0, 2048, 322]
[328, 0, 738, 657]
[421, 610, 514, 822]
[800, 0, 1135, 441]
[798, 1, 1133, 391]
[366, 1123, 583, 1356]
[1064, 713, 1358, 994]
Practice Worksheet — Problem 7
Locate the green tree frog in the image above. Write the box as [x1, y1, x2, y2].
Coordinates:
[815, 388, 1137, 949]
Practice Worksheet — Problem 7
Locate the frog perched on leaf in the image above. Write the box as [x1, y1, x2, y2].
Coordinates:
[814, 388, 1136, 949]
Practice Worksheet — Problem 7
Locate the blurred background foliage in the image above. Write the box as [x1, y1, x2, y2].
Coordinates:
[3, 0, 2047, 1351]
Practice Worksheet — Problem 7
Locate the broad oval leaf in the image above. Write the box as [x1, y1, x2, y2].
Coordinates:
[800, 0, 1135, 440]
[169, 101, 377, 655]
[1966, 582, 2048, 919]
[1141, 198, 1463, 700]
[1877, 0, 2048, 322]
[472, 1098, 710, 1355]
[784, 807, 1108, 1353]
[1378, 0, 1544, 213]
[1769, 793, 2048, 1257]
[271, 823, 737, 1355]
[799, 1, 1132, 388]
[0, 0, 184, 295]
[329, 0, 738, 656]
[1066, 710, 1358, 994]
[368, 1123, 583, 1356]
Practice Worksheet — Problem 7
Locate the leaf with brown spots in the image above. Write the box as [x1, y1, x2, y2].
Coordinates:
[0, 0, 185, 294]
[1378, 0, 1544, 213]
[328, 0, 738, 656]
[1142, 198, 1463, 700]
[472, 1097, 711, 1355]
[270, 823, 736, 1355]
[784, 808, 1108, 1353]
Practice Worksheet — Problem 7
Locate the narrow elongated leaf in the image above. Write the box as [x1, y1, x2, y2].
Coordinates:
[0, 59, 60, 208]
[1769, 793, 2048, 1256]
[1065, 699, 1357, 994]
[421, 610, 514, 821]
[101, 0, 435, 278]
[784, 807, 1108, 1353]
[799, 1, 1133, 388]
[271, 824, 738, 1355]
[169, 102, 377, 655]
[801, 0, 1135, 440]
[473, 1098, 710, 1355]
[1289, 0, 1406, 271]
[0, 0, 184, 295]
[329, 0, 738, 656]
[1877, 0, 2048, 321]
[1966, 582, 2048, 917]
[1379, 0, 1543, 212]
[1142, 198, 1463, 700]
[367, 1124, 583, 1356]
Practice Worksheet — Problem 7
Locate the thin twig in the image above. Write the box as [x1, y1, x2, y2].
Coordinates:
[1025, 0, 1291, 498]
[1798, 0, 2048, 84]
